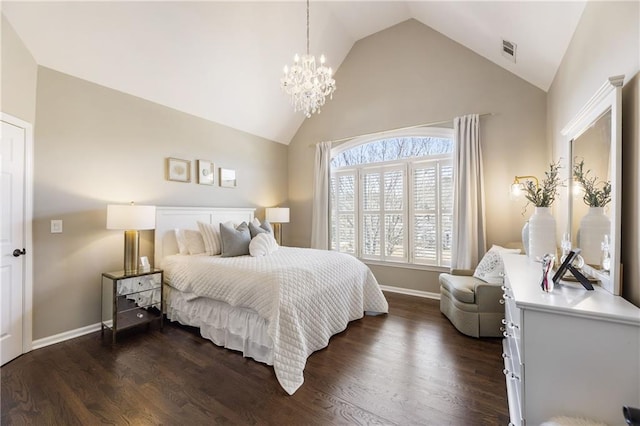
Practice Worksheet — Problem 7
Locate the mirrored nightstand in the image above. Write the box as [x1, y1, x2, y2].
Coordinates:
[101, 268, 163, 343]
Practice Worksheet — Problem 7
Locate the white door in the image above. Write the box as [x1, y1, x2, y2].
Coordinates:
[1, 116, 30, 365]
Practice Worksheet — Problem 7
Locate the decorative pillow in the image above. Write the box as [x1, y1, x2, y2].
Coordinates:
[197, 221, 222, 255]
[249, 233, 279, 257]
[183, 229, 206, 255]
[174, 229, 189, 255]
[473, 245, 521, 284]
[220, 222, 251, 257]
[249, 220, 273, 238]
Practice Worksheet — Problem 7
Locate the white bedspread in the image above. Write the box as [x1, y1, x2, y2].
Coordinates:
[163, 247, 388, 394]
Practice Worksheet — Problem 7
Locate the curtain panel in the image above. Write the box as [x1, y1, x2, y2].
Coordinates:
[310, 141, 332, 249]
[451, 114, 487, 269]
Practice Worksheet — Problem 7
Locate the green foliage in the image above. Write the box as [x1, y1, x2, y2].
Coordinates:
[524, 161, 563, 207]
[573, 159, 611, 207]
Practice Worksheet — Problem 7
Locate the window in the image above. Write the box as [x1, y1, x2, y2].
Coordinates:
[330, 130, 454, 267]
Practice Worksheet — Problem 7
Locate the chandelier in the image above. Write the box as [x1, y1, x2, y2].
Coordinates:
[281, 0, 336, 118]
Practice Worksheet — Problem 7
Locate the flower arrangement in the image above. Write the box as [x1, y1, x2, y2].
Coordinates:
[573, 159, 611, 207]
[523, 160, 562, 208]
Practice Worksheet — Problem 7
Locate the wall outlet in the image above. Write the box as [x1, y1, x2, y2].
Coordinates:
[51, 220, 63, 233]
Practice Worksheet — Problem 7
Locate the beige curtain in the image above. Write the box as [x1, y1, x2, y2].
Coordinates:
[310, 141, 332, 249]
[451, 114, 487, 269]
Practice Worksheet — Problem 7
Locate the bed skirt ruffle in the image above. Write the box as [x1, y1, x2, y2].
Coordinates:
[165, 285, 274, 365]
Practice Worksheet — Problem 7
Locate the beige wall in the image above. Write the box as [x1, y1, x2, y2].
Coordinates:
[288, 19, 547, 293]
[32, 67, 288, 339]
[547, 1, 639, 306]
[1, 14, 37, 123]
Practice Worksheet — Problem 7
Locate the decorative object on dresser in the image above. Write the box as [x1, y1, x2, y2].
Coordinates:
[539, 253, 555, 292]
[439, 245, 519, 338]
[562, 75, 623, 295]
[515, 161, 562, 261]
[101, 269, 163, 344]
[265, 207, 290, 246]
[552, 249, 594, 291]
[501, 253, 639, 425]
[106, 203, 156, 275]
[166, 157, 191, 182]
[197, 159, 215, 185]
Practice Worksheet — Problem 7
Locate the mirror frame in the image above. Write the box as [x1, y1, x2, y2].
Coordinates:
[561, 75, 623, 295]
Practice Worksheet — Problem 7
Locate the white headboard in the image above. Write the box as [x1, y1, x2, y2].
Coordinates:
[154, 206, 255, 266]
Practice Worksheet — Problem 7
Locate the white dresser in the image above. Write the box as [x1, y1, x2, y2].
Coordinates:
[502, 253, 640, 425]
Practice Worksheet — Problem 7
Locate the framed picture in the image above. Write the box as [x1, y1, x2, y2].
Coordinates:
[219, 168, 237, 188]
[139, 256, 150, 273]
[166, 158, 191, 182]
[197, 160, 215, 185]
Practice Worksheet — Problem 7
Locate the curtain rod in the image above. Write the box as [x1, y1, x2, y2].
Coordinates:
[309, 112, 494, 148]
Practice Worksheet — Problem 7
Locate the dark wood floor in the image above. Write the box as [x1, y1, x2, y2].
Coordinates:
[1, 292, 509, 425]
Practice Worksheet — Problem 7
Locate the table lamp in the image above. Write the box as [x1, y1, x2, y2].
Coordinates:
[107, 203, 156, 274]
[265, 207, 290, 246]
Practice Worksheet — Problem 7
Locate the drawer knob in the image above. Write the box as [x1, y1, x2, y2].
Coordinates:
[503, 368, 520, 381]
[499, 299, 505, 305]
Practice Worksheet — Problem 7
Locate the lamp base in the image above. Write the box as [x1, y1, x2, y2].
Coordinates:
[124, 230, 140, 275]
[273, 223, 283, 246]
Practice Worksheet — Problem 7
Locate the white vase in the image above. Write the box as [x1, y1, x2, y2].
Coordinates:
[578, 207, 610, 266]
[528, 207, 556, 261]
[521, 221, 529, 256]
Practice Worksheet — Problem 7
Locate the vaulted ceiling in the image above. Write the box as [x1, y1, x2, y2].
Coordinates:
[2, 1, 586, 144]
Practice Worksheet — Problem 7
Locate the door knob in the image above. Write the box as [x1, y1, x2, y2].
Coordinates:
[12, 248, 26, 257]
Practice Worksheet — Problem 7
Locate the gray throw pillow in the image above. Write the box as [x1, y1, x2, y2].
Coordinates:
[220, 222, 251, 257]
[249, 220, 272, 238]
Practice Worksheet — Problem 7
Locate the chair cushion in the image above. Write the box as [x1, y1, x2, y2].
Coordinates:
[439, 273, 478, 304]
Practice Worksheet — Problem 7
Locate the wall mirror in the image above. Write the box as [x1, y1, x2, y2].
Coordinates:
[561, 75, 623, 295]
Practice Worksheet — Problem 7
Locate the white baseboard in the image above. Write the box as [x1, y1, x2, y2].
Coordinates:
[379, 285, 440, 300]
[32, 322, 102, 350]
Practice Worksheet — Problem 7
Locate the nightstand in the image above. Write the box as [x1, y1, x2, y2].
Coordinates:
[101, 268, 163, 343]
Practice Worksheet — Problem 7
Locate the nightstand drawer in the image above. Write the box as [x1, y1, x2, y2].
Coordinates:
[117, 275, 161, 295]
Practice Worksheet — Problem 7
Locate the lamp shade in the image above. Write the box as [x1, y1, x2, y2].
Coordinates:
[266, 207, 290, 224]
[106, 204, 156, 230]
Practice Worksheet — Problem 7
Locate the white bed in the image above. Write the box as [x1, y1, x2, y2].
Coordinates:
[154, 206, 389, 395]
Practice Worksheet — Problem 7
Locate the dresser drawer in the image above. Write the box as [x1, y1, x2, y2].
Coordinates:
[502, 286, 522, 356]
[503, 339, 523, 425]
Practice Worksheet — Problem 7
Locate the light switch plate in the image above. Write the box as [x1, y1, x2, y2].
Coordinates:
[51, 220, 63, 233]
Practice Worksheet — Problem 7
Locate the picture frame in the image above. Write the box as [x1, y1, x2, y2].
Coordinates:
[197, 160, 215, 185]
[166, 157, 191, 182]
[219, 168, 237, 188]
[139, 256, 151, 273]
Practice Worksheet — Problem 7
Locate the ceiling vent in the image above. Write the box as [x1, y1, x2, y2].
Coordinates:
[502, 39, 517, 63]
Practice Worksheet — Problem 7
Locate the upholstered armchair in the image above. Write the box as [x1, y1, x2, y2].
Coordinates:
[439, 268, 505, 338]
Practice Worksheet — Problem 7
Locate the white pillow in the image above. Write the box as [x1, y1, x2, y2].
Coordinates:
[174, 229, 189, 255]
[473, 245, 521, 284]
[183, 229, 206, 255]
[197, 221, 222, 255]
[249, 233, 279, 257]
